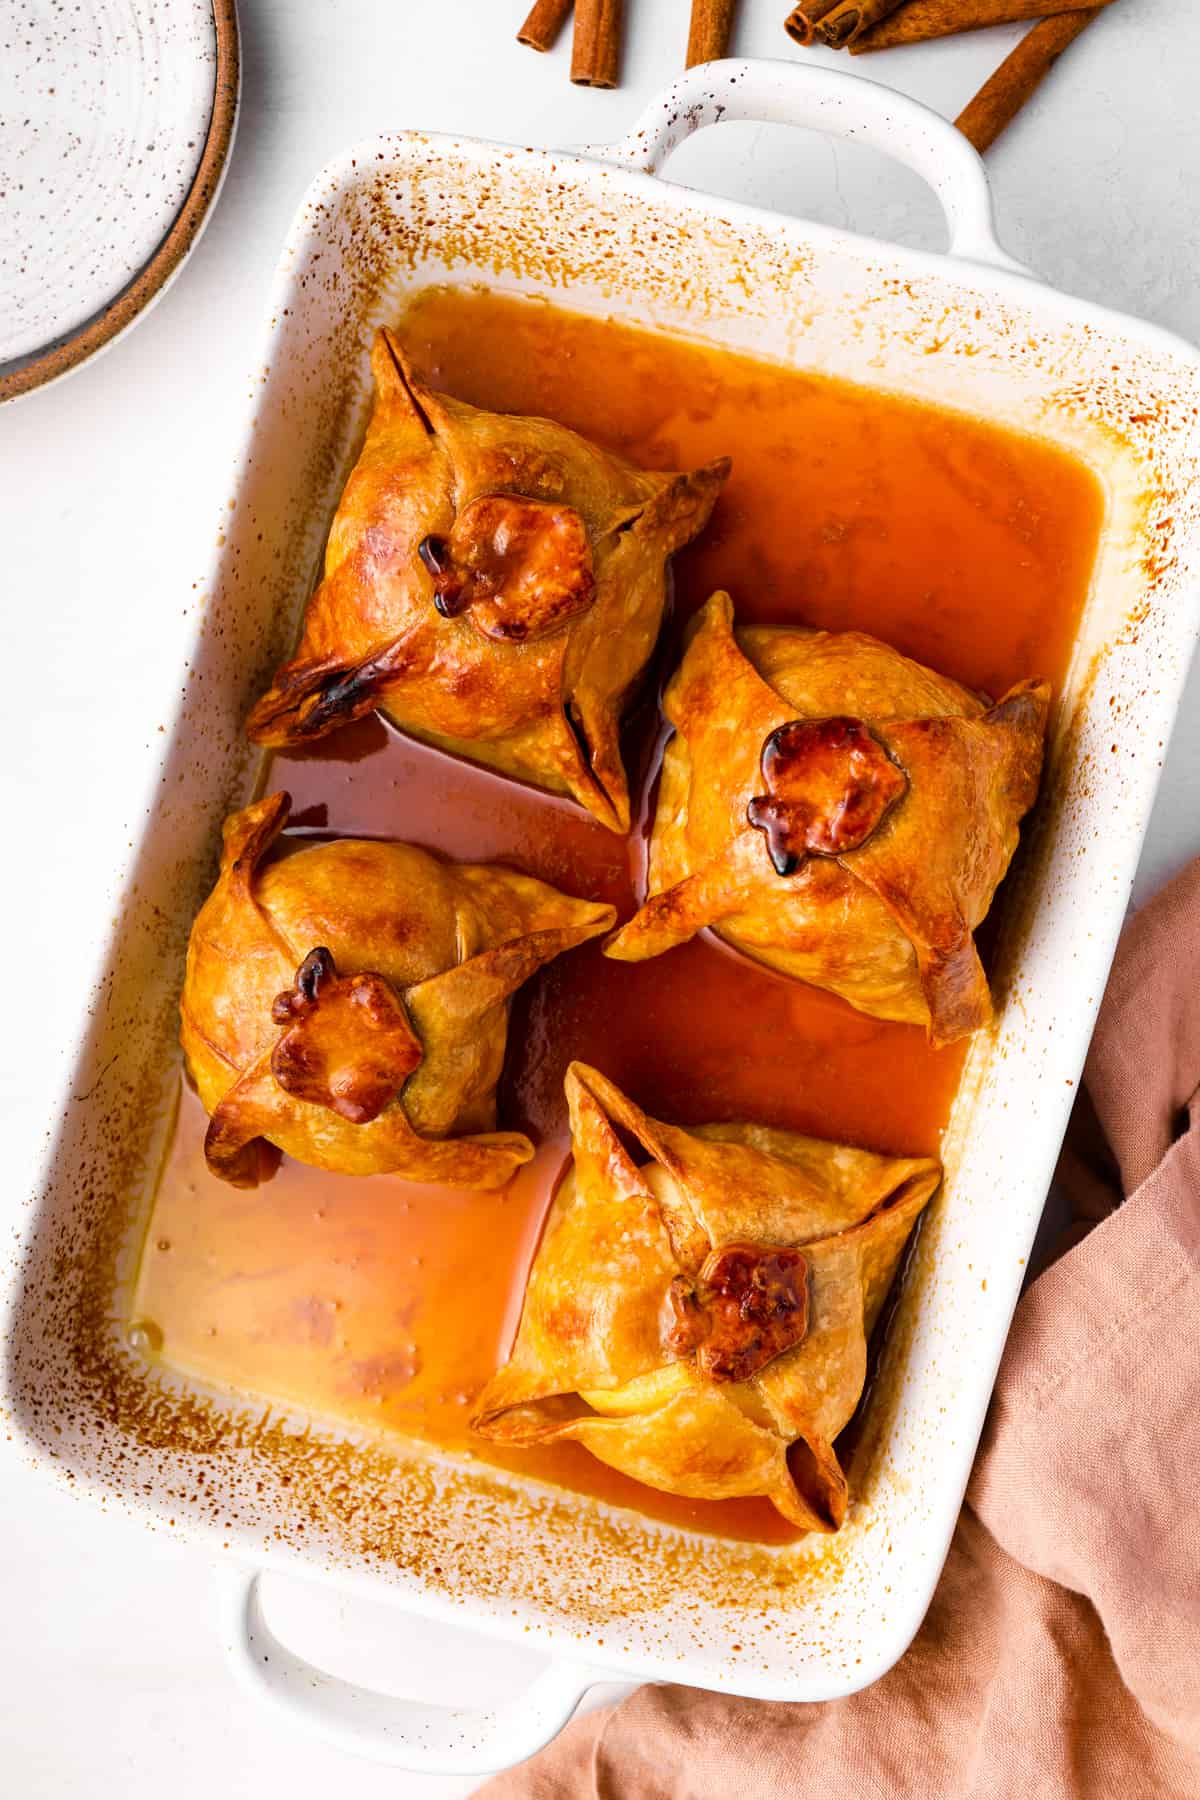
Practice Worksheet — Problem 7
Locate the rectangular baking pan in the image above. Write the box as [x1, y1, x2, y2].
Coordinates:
[5, 60, 1199, 1777]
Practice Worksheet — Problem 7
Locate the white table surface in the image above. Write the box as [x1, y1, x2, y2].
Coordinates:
[2, 2, 1198, 1793]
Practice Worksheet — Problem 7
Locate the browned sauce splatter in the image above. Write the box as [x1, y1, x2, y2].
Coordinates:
[133, 288, 1103, 1545]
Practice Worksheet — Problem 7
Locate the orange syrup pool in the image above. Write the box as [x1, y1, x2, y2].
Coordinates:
[133, 287, 1104, 1544]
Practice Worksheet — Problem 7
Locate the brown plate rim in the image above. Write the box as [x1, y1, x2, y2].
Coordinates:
[0, 0, 241, 406]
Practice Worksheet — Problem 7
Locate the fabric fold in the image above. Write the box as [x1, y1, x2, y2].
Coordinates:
[1083, 859, 1200, 1194]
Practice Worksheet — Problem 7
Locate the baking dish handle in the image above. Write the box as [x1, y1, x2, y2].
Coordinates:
[221, 1566, 604, 1774]
[584, 58, 1032, 277]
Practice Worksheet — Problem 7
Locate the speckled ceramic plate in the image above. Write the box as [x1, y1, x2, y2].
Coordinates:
[0, 0, 238, 402]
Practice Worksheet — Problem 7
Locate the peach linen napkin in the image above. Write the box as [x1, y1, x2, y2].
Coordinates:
[481, 858, 1200, 1800]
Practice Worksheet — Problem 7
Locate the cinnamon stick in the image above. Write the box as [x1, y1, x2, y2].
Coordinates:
[853, 0, 1113, 54]
[518, 0, 573, 52]
[783, 1, 841, 46]
[810, 0, 909, 49]
[571, 0, 624, 86]
[687, 0, 739, 67]
[956, 10, 1100, 152]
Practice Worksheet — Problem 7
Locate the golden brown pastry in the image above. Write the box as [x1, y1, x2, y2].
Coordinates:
[473, 1064, 940, 1531]
[246, 329, 729, 832]
[180, 793, 615, 1189]
[605, 592, 1050, 1044]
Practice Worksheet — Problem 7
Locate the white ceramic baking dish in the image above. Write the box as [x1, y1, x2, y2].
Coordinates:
[5, 60, 1200, 1778]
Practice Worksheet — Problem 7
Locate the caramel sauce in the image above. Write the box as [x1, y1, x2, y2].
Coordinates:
[134, 288, 1103, 1545]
